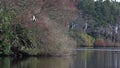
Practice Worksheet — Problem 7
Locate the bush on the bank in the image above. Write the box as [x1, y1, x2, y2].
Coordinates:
[94, 38, 106, 47]
[0, 23, 34, 55]
[0, 1, 16, 55]
[0, 20, 76, 56]
[69, 31, 95, 47]
[17, 16, 76, 56]
[0, 0, 77, 56]
[78, 33, 95, 47]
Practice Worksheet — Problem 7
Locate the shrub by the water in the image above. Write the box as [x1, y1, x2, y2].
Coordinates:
[0, 14, 76, 56]
[15, 16, 76, 56]
[0, 0, 77, 56]
[69, 31, 95, 47]
[94, 39, 106, 47]
[79, 33, 95, 47]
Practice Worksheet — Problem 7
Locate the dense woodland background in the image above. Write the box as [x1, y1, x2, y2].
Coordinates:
[0, 0, 120, 56]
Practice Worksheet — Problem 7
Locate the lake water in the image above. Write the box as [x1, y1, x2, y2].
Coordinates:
[0, 48, 120, 68]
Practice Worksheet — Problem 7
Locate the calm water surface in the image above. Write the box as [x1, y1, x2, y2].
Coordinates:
[0, 48, 120, 68]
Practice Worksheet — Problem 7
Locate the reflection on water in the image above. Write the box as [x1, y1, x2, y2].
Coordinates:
[0, 57, 10, 68]
[0, 57, 73, 68]
[1, 49, 120, 68]
[74, 50, 120, 68]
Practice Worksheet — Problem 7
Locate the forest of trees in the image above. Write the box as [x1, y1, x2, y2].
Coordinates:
[70, 0, 120, 47]
[78, 0, 120, 27]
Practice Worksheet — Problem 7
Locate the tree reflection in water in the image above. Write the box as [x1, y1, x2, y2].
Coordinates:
[0, 57, 73, 68]
[0, 57, 10, 68]
[1, 50, 120, 68]
[74, 50, 120, 68]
